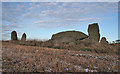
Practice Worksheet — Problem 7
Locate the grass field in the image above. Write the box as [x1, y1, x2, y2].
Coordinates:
[2, 41, 119, 72]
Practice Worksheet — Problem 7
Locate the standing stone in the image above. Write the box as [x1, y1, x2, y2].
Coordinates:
[11, 31, 18, 40]
[88, 23, 100, 42]
[100, 37, 108, 44]
[21, 33, 26, 41]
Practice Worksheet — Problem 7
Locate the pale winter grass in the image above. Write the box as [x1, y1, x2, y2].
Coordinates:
[2, 42, 119, 72]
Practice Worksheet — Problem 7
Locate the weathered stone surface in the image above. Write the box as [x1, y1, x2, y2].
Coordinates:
[51, 31, 88, 44]
[11, 31, 18, 41]
[100, 37, 108, 44]
[88, 23, 100, 42]
[21, 33, 26, 41]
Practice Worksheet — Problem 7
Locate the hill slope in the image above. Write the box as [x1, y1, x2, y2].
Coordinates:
[2, 41, 119, 72]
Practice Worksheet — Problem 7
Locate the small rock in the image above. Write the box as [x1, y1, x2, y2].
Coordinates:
[100, 37, 108, 44]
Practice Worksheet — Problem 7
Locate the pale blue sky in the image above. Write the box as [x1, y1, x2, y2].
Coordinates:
[2, 2, 118, 42]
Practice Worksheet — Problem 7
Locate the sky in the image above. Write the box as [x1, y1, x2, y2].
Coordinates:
[2, 2, 118, 42]
[1, 0, 119, 2]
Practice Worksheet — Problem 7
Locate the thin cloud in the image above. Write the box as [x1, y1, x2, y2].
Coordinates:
[3, 2, 118, 27]
[34, 17, 101, 24]
[3, 30, 11, 32]
[66, 18, 101, 22]
[22, 2, 117, 19]
[34, 21, 51, 23]
[34, 20, 61, 24]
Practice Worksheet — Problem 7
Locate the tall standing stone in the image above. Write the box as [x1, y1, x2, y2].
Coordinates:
[88, 23, 100, 42]
[11, 31, 18, 41]
[21, 33, 26, 41]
